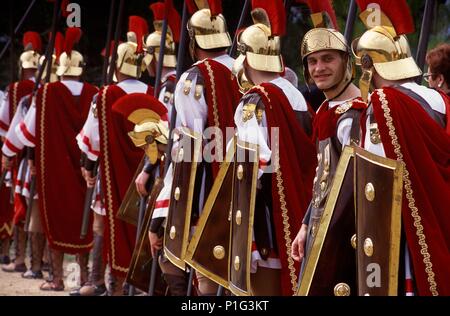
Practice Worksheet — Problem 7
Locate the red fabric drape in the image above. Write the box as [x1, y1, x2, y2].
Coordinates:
[197, 59, 241, 176]
[251, 83, 317, 295]
[371, 87, 450, 296]
[8, 80, 34, 118]
[313, 98, 366, 141]
[97, 85, 152, 277]
[35, 81, 98, 254]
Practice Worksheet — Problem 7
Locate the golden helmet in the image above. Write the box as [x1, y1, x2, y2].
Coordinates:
[144, 2, 181, 69]
[352, 0, 421, 101]
[300, 0, 354, 100]
[117, 16, 148, 78]
[20, 31, 42, 70]
[186, 0, 231, 56]
[56, 28, 84, 77]
[113, 94, 169, 164]
[38, 55, 58, 83]
[232, 0, 286, 92]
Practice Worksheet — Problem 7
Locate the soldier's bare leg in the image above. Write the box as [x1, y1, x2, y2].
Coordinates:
[70, 213, 107, 296]
[40, 249, 64, 291]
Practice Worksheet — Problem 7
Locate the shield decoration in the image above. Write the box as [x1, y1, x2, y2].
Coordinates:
[185, 137, 237, 289]
[164, 127, 202, 270]
[228, 140, 259, 296]
[354, 146, 403, 296]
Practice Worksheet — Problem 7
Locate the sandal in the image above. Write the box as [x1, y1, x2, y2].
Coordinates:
[39, 280, 65, 292]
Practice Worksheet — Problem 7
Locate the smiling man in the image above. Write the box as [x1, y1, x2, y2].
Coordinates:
[291, 2, 365, 296]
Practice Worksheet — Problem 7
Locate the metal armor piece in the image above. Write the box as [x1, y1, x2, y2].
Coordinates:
[352, 4, 422, 101]
[185, 137, 237, 289]
[38, 55, 58, 83]
[297, 146, 356, 296]
[126, 176, 166, 293]
[116, 158, 146, 226]
[187, 9, 232, 51]
[56, 50, 84, 77]
[164, 127, 202, 270]
[20, 51, 40, 70]
[229, 140, 259, 296]
[354, 146, 403, 296]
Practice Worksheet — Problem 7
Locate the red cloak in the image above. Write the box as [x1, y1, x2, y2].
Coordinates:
[35, 81, 98, 254]
[197, 59, 241, 176]
[0, 80, 34, 131]
[249, 83, 317, 295]
[97, 84, 153, 277]
[370, 87, 450, 296]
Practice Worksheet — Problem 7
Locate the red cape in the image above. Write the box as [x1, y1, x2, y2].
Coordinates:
[370, 87, 450, 296]
[197, 59, 241, 176]
[1, 80, 35, 232]
[97, 84, 153, 277]
[313, 98, 366, 141]
[250, 83, 317, 295]
[0, 185, 14, 239]
[0, 80, 34, 132]
[35, 81, 98, 254]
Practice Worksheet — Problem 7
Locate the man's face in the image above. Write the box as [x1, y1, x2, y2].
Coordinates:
[306, 50, 345, 90]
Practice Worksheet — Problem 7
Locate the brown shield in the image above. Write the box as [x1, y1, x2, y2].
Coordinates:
[228, 140, 259, 296]
[354, 146, 403, 296]
[185, 137, 237, 289]
[116, 157, 145, 226]
[126, 177, 166, 294]
[297, 146, 356, 296]
[164, 127, 202, 270]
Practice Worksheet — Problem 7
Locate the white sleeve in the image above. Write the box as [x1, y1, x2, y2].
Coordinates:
[173, 72, 208, 134]
[152, 163, 173, 220]
[363, 115, 386, 157]
[76, 101, 100, 161]
[336, 117, 353, 149]
[2, 96, 29, 156]
[0, 92, 10, 136]
[16, 101, 36, 148]
[234, 101, 272, 179]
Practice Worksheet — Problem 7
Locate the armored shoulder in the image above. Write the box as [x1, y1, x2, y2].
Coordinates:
[182, 66, 204, 101]
[241, 92, 265, 124]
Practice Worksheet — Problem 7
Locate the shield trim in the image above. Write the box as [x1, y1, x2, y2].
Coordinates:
[184, 137, 237, 289]
[164, 127, 202, 270]
[296, 146, 355, 296]
[353, 146, 403, 296]
[228, 140, 259, 296]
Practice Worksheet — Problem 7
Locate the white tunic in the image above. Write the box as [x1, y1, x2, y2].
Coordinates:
[152, 54, 235, 221]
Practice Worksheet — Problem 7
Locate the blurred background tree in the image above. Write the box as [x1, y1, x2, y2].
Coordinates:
[0, 0, 449, 89]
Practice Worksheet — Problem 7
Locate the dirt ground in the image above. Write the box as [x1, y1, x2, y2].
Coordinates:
[0, 254, 80, 296]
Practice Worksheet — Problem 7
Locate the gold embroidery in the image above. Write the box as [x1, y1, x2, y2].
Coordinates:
[251, 85, 271, 108]
[377, 89, 438, 296]
[242, 103, 256, 123]
[204, 60, 220, 129]
[0, 222, 13, 236]
[335, 101, 352, 114]
[99, 86, 128, 273]
[39, 83, 92, 250]
[12, 82, 19, 114]
[273, 132, 298, 293]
